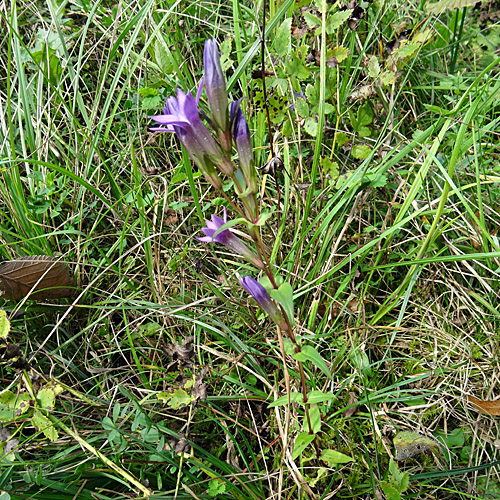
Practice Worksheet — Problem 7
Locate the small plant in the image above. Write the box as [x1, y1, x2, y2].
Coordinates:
[380, 459, 410, 500]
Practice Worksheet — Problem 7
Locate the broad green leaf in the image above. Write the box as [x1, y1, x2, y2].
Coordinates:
[367, 56, 380, 78]
[334, 132, 349, 148]
[269, 281, 294, 325]
[321, 158, 339, 181]
[286, 50, 310, 80]
[37, 389, 56, 410]
[425, 0, 478, 13]
[305, 404, 322, 434]
[268, 392, 303, 408]
[292, 432, 315, 460]
[435, 427, 465, 448]
[141, 426, 160, 443]
[208, 479, 226, 497]
[326, 10, 352, 34]
[36, 381, 63, 410]
[395, 43, 420, 60]
[379, 70, 397, 86]
[352, 144, 372, 160]
[219, 38, 232, 71]
[380, 481, 401, 500]
[364, 170, 387, 188]
[154, 41, 173, 75]
[157, 389, 192, 409]
[303, 117, 318, 137]
[303, 11, 321, 30]
[320, 449, 354, 465]
[0, 310, 9, 339]
[412, 29, 432, 44]
[274, 18, 292, 57]
[0, 391, 31, 423]
[307, 390, 336, 404]
[295, 98, 310, 118]
[171, 171, 187, 183]
[293, 345, 331, 378]
[253, 210, 274, 226]
[356, 103, 374, 127]
[32, 409, 58, 441]
[389, 459, 408, 491]
[329, 46, 350, 64]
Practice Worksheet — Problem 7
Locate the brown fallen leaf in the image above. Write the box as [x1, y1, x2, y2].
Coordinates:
[468, 395, 500, 416]
[0, 256, 74, 301]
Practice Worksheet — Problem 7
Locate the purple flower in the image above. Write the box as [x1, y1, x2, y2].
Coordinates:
[198, 207, 264, 269]
[204, 40, 229, 136]
[150, 85, 232, 179]
[231, 101, 256, 192]
[240, 276, 286, 327]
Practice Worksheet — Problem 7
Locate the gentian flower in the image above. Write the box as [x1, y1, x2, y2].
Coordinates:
[231, 101, 256, 193]
[240, 276, 286, 328]
[204, 39, 231, 151]
[150, 84, 233, 179]
[198, 207, 264, 270]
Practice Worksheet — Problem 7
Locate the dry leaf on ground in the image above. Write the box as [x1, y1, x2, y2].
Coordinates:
[0, 256, 74, 301]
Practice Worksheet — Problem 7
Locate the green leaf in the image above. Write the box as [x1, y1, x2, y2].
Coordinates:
[379, 70, 397, 86]
[36, 381, 63, 411]
[0, 310, 10, 339]
[303, 117, 318, 137]
[349, 348, 373, 376]
[32, 409, 58, 441]
[154, 41, 173, 75]
[367, 56, 380, 78]
[293, 345, 331, 378]
[380, 481, 401, 500]
[295, 98, 310, 118]
[0, 391, 31, 423]
[269, 281, 294, 325]
[286, 49, 310, 80]
[292, 432, 315, 460]
[219, 38, 232, 71]
[395, 43, 420, 60]
[171, 171, 187, 183]
[274, 18, 292, 57]
[356, 103, 374, 127]
[305, 404, 322, 434]
[326, 10, 352, 34]
[329, 46, 350, 64]
[157, 389, 192, 409]
[334, 132, 349, 148]
[303, 11, 321, 30]
[320, 449, 354, 465]
[141, 426, 160, 443]
[364, 170, 387, 188]
[36, 389, 56, 410]
[307, 390, 336, 404]
[208, 479, 226, 497]
[253, 210, 274, 226]
[351, 144, 372, 160]
[435, 428, 465, 448]
[321, 158, 339, 181]
[0, 309, 10, 339]
[268, 392, 303, 408]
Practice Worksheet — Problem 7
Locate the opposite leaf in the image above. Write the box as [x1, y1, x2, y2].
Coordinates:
[293, 345, 331, 379]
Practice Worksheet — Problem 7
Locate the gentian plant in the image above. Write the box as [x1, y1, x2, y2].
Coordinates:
[151, 39, 327, 441]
